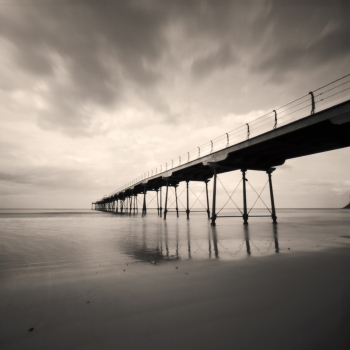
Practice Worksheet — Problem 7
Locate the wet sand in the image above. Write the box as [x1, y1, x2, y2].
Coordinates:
[1, 245, 350, 349]
[1, 209, 350, 349]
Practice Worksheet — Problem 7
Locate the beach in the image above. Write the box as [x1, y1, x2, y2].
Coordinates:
[1, 209, 350, 349]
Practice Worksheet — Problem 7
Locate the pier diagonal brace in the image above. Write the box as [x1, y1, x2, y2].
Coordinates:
[175, 186, 179, 218]
[205, 180, 210, 220]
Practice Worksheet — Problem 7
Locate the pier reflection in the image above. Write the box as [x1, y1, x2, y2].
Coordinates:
[244, 225, 251, 256]
[119, 216, 280, 264]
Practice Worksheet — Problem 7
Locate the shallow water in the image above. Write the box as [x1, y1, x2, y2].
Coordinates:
[1, 208, 350, 349]
[1, 208, 349, 273]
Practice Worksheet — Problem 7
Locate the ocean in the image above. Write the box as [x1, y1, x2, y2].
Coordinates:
[1, 208, 349, 349]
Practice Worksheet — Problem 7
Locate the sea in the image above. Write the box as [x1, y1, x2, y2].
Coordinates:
[1, 208, 349, 272]
[1, 208, 350, 349]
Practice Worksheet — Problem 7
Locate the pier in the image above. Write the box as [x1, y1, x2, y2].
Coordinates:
[93, 76, 350, 224]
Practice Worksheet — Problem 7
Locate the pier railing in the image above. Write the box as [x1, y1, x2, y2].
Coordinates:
[105, 73, 350, 198]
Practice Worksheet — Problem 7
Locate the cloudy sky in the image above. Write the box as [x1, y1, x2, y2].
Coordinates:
[0, 0, 349, 209]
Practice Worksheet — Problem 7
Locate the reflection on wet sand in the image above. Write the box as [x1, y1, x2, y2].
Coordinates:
[209, 226, 219, 258]
[273, 224, 279, 253]
[244, 225, 251, 256]
[186, 221, 191, 259]
[120, 217, 280, 263]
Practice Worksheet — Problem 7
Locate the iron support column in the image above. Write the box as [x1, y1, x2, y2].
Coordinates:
[267, 170, 277, 224]
[211, 168, 217, 226]
[142, 186, 147, 215]
[164, 182, 169, 220]
[156, 190, 159, 215]
[186, 181, 190, 219]
[205, 180, 210, 219]
[159, 187, 162, 216]
[116, 199, 118, 213]
[242, 169, 248, 225]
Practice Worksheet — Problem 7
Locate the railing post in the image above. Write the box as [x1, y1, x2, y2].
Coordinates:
[205, 180, 210, 219]
[164, 181, 169, 220]
[242, 169, 248, 225]
[309, 91, 315, 114]
[186, 181, 190, 219]
[267, 169, 277, 224]
[211, 168, 217, 226]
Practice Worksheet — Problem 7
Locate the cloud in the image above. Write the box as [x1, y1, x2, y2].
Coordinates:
[191, 45, 237, 79]
[1, 0, 349, 137]
[253, 0, 350, 80]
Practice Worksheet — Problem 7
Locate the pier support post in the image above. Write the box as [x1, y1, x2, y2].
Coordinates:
[175, 185, 179, 218]
[130, 195, 133, 213]
[205, 180, 210, 220]
[242, 169, 248, 225]
[142, 186, 147, 215]
[156, 189, 159, 215]
[159, 187, 163, 216]
[116, 199, 119, 213]
[164, 181, 169, 220]
[211, 168, 217, 226]
[186, 181, 190, 219]
[267, 169, 277, 224]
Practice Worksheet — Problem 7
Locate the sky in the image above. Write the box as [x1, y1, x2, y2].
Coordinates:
[0, 0, 349, 209]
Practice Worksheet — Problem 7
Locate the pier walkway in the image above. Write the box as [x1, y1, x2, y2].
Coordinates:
[93, 75, 350, 225]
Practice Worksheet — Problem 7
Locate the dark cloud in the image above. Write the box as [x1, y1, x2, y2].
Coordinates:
[0, 0, 170, 135]
[1, 0, 349, 135]
[0, 166, 102, 191]
[254, 0, 350, 79]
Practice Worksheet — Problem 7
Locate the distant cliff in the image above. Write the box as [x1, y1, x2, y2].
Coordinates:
[343, 202, 350, 209]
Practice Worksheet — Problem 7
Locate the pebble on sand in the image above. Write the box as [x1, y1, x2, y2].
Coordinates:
[28, 328, 34, 332]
